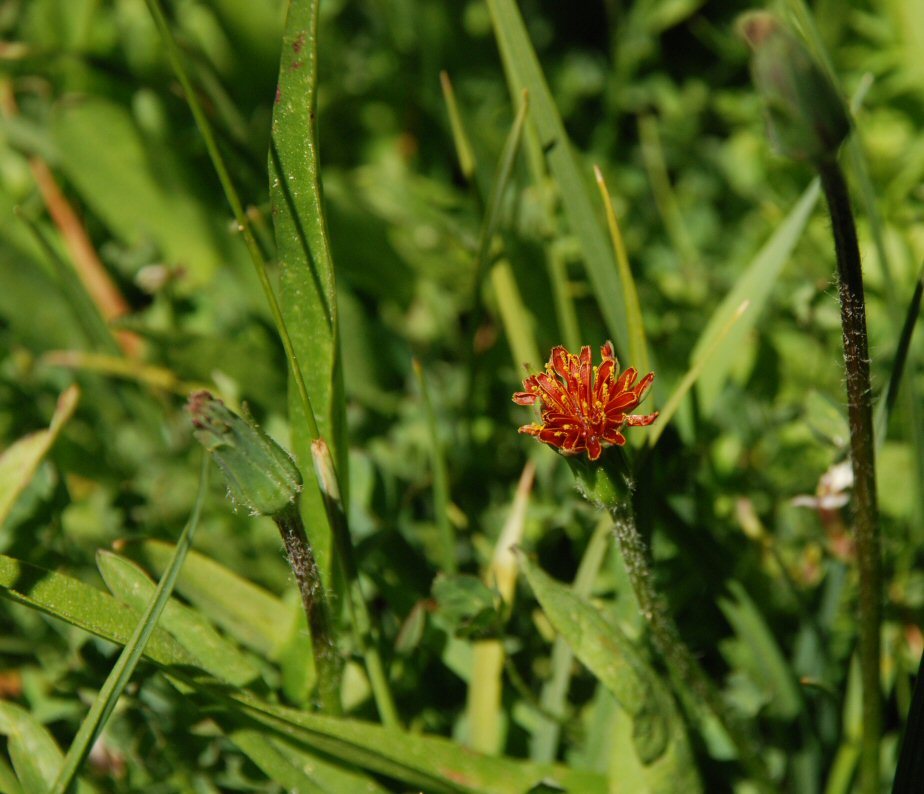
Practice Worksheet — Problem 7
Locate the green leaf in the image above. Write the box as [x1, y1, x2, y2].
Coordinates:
[0, 385, 79, 526]
[519, 555, 701, 791]
[270, 0, 347, 588]
[486, 0, 631, 354]
[133, 539, 289, 659]
[0, 555, 196, 669]
[97, 550, 261, 687]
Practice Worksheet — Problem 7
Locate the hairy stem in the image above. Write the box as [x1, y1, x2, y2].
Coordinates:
[610, 501, 772, 789]
[818, 159, 882, 794]
[275, 505, 341, 715]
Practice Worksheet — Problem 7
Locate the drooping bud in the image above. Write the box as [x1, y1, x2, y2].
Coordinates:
[739, 12, 850, 165]
[187, 391, 301, 517]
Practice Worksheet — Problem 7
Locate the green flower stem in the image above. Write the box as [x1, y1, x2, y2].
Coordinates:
[609, 500, 772, 789]
[275, 505, 341, 715]
[817, 159, 882, 794]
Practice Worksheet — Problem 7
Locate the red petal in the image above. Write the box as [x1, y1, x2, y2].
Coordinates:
[613, 366, 638, 394]
[625, 411, 658, 427]
[512, 392, 537, 405]
[586, 435, 602, 460]
[605, 391, 638, 415]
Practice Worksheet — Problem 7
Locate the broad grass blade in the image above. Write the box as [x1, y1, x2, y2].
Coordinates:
[270, 0, 348, 585]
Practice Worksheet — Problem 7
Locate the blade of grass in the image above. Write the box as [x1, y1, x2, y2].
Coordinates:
[0, 385, 78, 526]
[487, 0, 630, 353]
[594, 165, 650, 376]
[874, 263, 924, 447]
[439, 71, 476, 184]
[490, 261, 541, 371]
[691, 178, 821, 409]
[49, 454, 209, 793]
[41, 350, 212, 397]
[269, 0, 349, 572]
[466, 461, 535, 754]
[465, 89, 531, 388]
[412, 359, 456, 574]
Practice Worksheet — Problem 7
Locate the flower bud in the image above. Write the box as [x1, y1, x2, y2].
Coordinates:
[739, 12, 850, 165]
[187, 391, 301, 517]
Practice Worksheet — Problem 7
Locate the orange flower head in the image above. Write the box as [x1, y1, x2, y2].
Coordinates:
[513, 342, 658, 461]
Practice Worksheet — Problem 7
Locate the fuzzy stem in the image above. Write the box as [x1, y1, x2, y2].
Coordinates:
[610, 501, 772, 789]
[818, 159, 882, 794]
[275, 505, 341, 715]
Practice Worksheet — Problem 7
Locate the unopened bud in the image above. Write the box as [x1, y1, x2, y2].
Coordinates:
[739, 12, 850, 165]
[187, 391, 301, 517]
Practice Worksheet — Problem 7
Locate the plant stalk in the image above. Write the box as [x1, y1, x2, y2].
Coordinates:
[275, 505, 341, 715]
[818, 159, 882, 794]
[610, 501, 772, 789]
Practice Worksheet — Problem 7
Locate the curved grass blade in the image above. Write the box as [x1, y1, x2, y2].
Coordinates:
[48, 455, 209, 794]
[594, 166, 650, 377]
[186, 677, 608, 794]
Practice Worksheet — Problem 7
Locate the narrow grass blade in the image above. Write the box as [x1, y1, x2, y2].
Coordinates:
[133, 540, 289, 659]
[637, 114, 699, 278]
[471, 89, 529, 302]
[48, 454, 210, 793]
[487, 0, 630, 353]
[649, 300, 750, 447]
[228, 725, 389, 793]
[41, 351, 211, 396]
[490, 261, 541, 370]
[466, 462, 534, 754]
[97, 551, 261, 687]
[594, 166, 650, 376]
[439, 71, 476, 183]
[874, 263, 924, 447]
[412, 359, 456, 573]
[0, 385, 78, 526]
[691, 179, 820, 408]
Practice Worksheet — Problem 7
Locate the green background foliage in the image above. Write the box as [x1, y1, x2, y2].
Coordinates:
[0, 0, 922, 790]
